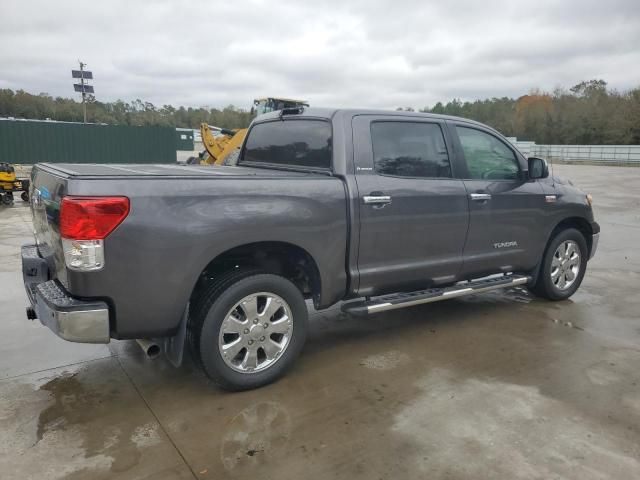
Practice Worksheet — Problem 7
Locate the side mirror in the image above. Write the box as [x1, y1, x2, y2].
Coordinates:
[528, 157, 549, 179]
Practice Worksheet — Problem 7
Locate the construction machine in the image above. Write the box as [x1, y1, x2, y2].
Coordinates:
[0, 163, 30, 205]
[195, 97, 309, 166]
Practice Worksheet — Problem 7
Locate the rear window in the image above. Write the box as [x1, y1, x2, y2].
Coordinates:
[241, 120, 332, 170]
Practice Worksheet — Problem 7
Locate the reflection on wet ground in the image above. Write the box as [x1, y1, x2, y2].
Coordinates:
[1, 164, 640, 479]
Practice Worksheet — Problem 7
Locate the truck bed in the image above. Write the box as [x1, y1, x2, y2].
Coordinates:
[37, 163, 319, 179]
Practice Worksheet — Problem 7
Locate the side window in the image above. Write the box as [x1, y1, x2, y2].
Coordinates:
[371, 122, 451, 178]
[456, 126, 520, 180]
[241, 119, 332, 169]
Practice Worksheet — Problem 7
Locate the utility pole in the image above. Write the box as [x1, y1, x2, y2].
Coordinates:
[72, 61, 94, 124]
[79, 61, 87, 123]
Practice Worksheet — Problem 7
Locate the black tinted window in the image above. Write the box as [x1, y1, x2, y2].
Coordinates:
[456, 126, 520, 180]
[242, 120, 331, 169]
[371, 122, 451, 178]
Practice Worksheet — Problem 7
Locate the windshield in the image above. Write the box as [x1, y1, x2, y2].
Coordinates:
[254, 99, 306, 115]
[254, 100, 270, 115]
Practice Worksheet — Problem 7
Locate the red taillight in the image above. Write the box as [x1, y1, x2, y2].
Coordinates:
[60, 196, 130, 240]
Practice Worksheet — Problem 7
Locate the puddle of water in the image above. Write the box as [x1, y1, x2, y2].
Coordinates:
[0, 364, 170, 479]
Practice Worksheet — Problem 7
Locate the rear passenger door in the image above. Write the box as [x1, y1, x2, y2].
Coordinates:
[353, 116, 469, 296]
[450, 123, 546, 277]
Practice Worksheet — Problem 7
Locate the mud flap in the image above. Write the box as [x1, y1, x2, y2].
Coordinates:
[164, 304, 189, 367]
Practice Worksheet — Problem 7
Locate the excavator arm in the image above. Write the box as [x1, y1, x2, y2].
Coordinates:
[195, 97, 307, 166]
[200, 124, 247, 165]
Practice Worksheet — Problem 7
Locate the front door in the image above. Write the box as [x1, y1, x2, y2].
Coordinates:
[450, 123, 546, 278]
[353, 115, 469, 296]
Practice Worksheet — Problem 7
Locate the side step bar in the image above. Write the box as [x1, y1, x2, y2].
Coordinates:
[341, 274, 530, 316]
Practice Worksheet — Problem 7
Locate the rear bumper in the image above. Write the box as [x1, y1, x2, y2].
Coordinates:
[22, 244, 110, 343]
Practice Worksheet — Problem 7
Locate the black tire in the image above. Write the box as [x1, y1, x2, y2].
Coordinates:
[21, 191, 29, 202]
[188, 270, 308, 391]
[2, 193, 13, 205]
[530, 228, 588, 300]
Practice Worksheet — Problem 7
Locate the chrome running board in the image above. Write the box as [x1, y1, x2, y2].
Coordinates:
[341, 274, 530, 316]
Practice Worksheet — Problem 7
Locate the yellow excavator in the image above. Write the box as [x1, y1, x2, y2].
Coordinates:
[194, 97, 308, 166]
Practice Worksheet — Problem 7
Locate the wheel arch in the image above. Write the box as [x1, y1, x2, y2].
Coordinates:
[529, 216, 594, 287]
[547, 216, 594, 256]
[189, 241, 323, 309]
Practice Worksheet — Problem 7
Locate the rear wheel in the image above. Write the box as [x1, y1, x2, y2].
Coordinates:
[530, 228, 588, 300]
[188, 270, 308, 390]
[2, 193, 13, 205]
[21, 191, 29, 202]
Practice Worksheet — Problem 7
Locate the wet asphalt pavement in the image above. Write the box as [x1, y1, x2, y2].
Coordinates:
[1, 164, 639, 479]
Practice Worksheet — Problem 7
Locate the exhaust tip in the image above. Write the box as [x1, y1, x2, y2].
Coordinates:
[136, 339, 161, 359]
[146, 343, 161, 358]
[26, 307, 37, 320]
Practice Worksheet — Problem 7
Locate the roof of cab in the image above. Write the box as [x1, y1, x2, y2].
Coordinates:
[254, 107, 490, 130]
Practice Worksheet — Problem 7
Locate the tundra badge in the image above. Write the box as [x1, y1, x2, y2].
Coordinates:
[494, 241, 518, 249]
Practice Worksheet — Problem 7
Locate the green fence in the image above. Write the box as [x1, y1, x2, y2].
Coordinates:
[0, 119, 176, 164]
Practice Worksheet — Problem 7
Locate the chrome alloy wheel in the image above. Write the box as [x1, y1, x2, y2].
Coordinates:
[218, 292, 293, 373]
[551, 240, 581, 291]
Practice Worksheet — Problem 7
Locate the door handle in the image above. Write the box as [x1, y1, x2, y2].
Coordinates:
[363, 195, 392, 205]
[469, 193, 492, 201]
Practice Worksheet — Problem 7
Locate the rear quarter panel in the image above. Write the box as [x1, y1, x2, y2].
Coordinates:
[64, 176, 348, 338]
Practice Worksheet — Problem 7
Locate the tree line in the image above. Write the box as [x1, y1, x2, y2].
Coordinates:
[411, 80, 640, 145]
[1, 79, 639, 144]
[0, 89, 254, 130]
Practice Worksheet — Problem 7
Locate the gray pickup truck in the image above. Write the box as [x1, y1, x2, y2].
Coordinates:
[22, 107, 599, 390]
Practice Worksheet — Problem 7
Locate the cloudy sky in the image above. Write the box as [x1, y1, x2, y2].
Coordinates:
[1, 0, 639, 110]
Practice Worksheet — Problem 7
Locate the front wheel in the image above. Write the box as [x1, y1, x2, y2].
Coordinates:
[188, 271, 308, 391]
[530, 228, 588, 300]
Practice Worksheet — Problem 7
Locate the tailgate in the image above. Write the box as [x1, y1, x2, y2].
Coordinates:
[30, 165, 69, 286]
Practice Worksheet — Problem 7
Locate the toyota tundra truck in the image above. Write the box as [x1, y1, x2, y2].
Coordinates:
[21, 107, 599, 390]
